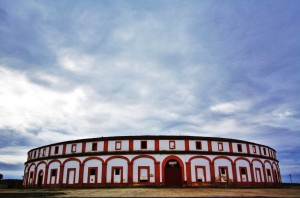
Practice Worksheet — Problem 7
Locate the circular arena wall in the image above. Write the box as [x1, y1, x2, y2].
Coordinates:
[23, 135, 281, 188]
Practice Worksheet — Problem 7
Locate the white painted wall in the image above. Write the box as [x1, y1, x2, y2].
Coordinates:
[249, 144, 259, 155]
[108, 140, 129, 151]
[260, 147, 269, 157]
[132, 157, 155, 183]
[189, 140, 209, 151]
[272, 163, 279, 182]
[66, 143, 82, 154]
[25, 144, 280, 186]
[232, 143, 247, 153]
[63, 160, 80, 184]
[31, 150, 38, 160]
[35, 163, 46, 184]
[159, 140, 185, 151]
[106, 158, 128, 183]
[252, 160, 264, 182]
[235, 159, 252, 182]
[190, 157, 211, 182]
[264, 161, 273, 182]
[211, 141, 230, 152]
[133, 140, 155, 151]
[86, 141, 104, 152]
[50, 145, 63, 156]
[83, 159, 102, 183]
[47, 161, 61, 184]
[214, 158, 233, 181]
[41, 147, 49, 157]
[28, 164, 36, 185]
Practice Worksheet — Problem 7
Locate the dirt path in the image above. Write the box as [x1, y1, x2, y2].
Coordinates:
[58, 188, 300, 197]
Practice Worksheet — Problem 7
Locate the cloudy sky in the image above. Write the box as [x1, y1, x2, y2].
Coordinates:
[0, 0, 299, 182]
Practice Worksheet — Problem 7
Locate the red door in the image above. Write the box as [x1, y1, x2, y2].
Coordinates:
[164, 159, 182, 186]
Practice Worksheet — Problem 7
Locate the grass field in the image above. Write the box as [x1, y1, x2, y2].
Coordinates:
[1, 187, 300, 197]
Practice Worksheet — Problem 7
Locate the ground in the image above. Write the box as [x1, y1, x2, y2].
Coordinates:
[0, 187, 300, 197]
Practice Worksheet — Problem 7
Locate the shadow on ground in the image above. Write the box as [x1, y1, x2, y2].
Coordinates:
[0, 192, 65, 198]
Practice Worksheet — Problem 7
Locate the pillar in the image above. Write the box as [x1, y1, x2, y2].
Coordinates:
[185, 140, 189, 151]
[44, 165, 49, 188]
[104, 141, 108, 152]
[82, 142, 86, 153]
[79, 164, 84, 186]
[129, 140, 133, 151]
[155, 162, 160, 185]
[262, 165, 267, 184]
[185, 162, 191, 186]
[250, 164, 255, 186]
[229, 142, 233, 153]
[62, 144, 66, 155]
[208, 140, 212, 152]
[155, 139, 159, 151]
[232, 163, 237, 187]
[210, 162, 215, 186]
[33, 167, 37, 187]
[59, 165, 64, 187]
[48, 146, 52, 157]
[246, 144, 250, 154]
[128, 162, 133, 186]
[102, 163, 107, 185]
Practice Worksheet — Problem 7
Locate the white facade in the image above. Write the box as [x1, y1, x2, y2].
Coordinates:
[24, 136, 281, 188]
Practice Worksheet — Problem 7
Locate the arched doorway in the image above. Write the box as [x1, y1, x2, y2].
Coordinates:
[37, 170, 43, 187]
[164, 159, 182, 186]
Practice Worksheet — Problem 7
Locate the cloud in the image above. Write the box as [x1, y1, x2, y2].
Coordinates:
[0, 0, 300, 179]
[0, 146, 29, 167]
[210, 101, 251, 114]
[0, 67, 88, 135]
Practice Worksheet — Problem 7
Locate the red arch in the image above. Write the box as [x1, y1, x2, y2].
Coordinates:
[251, 158, 265, 183]
[60, 158, 82, 185]
[263, 160, 273, 183]
[104, 155, 130, 185]
[37, 169, 44, 186]
[212, 156, 234, 164]
[264, 160, 272, 167]
[251, 158, 264, 166]
[212, 156, 235, 182]
[234, 157, 253, 183]
[272, 161, 279, 171]
[188, 155, 212, 164]
[36, 161, 47, 168]
[161, 155, 185, 186]
[271, 161, 278, 167]
[131, 155, 157, 163]
[38, 169, 44, 175]
[28, 163, 37, 170]
[234, 157, 251, 165]
[63, 157, 82, 166]
[24, 164, 29, 172]
[272, 162, 281, 183]
[105, 155, 130, 164]
[48, 159, 63, 166]
[82, 156, 104, 165]
[27, 163, 37, 185]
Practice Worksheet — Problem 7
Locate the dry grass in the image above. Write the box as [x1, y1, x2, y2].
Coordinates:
[1, 187, 300, 197]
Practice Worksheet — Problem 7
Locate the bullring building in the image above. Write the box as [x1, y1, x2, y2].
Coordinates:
[23, 135, 281, 187]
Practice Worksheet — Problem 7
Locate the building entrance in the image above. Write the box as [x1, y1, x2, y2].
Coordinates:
[37, 171, 43, 187]
[164, 159, 182, 186]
